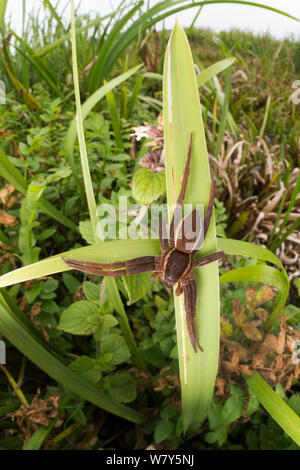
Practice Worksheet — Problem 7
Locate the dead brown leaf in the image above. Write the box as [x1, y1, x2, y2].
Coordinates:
[251, 353, 266, 369]
[254, 308, 269, 321]
[30, 301, 42, 318]
[242, 322, 263, 341]
[0, 211, 18, 226]
[224, 340, 250, 361]
[260, 333, 278, 354]
[0, 253, 16, 269]
[224, 352, 240, 372]
[9, 389, 62, 429]
[0, 184, 15, 206]
[246, 286, 258, 312]
[233, 298, 247, 326]
[153, 366, 180, 392]
[256, 285, 276, 305]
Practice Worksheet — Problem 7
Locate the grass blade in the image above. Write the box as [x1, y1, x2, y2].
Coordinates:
[70, 0, 97, 235]
[88, 1, 142, 92]
[34, 16, 112, 57]
[98, 0, 299, 84]
[105, 85, 123, 150]
[197, 57, 236, 87]
[0, 0, 8, 31]
[244, 372, 300, 446]
[214, 65, 232, 156]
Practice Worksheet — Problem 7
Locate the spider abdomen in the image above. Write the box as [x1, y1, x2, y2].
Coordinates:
[164, 249, 191, 285]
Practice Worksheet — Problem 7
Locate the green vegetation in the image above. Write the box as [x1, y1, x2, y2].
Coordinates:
[0, 0, 299, 450]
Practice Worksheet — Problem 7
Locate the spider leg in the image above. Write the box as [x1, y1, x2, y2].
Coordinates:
[182, 274, 203, 352]
[175, 280, 183, 296]
[203, 178, 216, 238]
[193, 251, 225, 268]
[62, 256, 160, 277]
[150, 271, 162, 280]
[169, 132, 193, 247]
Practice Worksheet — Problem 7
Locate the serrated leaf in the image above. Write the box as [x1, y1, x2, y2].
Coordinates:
[58, 300, 99, 335]
[160, 404, 179, 421]
[25, 282, 43, 304]
[42, 279, 58, 294]
[132, 168, 165, 205]
[122, 272, 151, 305]
[69, 356, 101, 384]
[102, 314, 118, 328]
[83, 281, 100, 302]
[107, 371, 137, 403]
[101, 333, 130, 365]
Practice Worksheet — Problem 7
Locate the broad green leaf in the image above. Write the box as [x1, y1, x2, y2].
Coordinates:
[154, 419, 175, 444]
[244, 392, 260, 416]
[122, 272, 151, 305]
[58, 301, 99, 335]
[101, 333, 131, 365]
[83, 281, 100, 302]
[222, 396, 244, 425]
[132, 168, 166, 205]
[62, 272, 81, 295]
[163, 22, 220, 434]
[106, 371, 137, 403]
[69, 356, 101, 384]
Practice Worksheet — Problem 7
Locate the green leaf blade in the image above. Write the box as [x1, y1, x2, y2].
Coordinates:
[244, 372, 300, 446]
[163, 22, 220, 433]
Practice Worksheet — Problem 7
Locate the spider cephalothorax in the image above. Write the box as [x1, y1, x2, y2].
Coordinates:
[63, 134, 225, 352]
